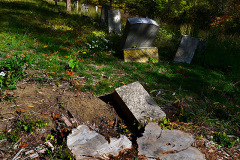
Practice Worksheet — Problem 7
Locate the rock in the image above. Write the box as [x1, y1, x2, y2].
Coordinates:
[160, 147, 206, 160]
[137, 123, 205, 159]
[67, 125, 132, 160]
[114, 82, 166, 124]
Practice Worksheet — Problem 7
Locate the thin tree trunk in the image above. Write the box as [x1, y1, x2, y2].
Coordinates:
[66, 0, 71, 12]
[55, 0, 57, 6]
[76, 1, 79, 12]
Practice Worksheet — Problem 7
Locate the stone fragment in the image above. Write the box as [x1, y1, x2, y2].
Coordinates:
[108, 9, 121, 34]
[114, 82, 166, 124]
[67, 125, 132, 160]
[123, 47, 158, 63]
[174, 35, 199, 64]
[137, 123, 205, 160]
[121, 18, 159, 49]
[160, 147, 206, 160]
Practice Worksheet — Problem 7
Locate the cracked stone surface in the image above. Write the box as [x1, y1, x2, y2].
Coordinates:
[137, 122, 205, 160]
[114, 81, 166, 123]
[67, 125, 132, 160]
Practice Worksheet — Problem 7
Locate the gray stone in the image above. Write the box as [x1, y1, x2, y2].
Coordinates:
[174, 35, 199, 64]
[114, 82, 166, 123]
[160, 147, 206, 160]
[67, 125, 132, 160]
[137, 123, 205, 160]
[108, 9, 121, 34]
[121, 18, 159, 49]
[81, 4, 88, 13]
[100, 5, 110, 25]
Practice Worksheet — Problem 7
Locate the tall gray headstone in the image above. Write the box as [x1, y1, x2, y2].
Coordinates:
[81, 4, 88, 13]
[100, 5, 110, 25]
[108, 9, 121, 34]
[174, 35, 200, 64]
[121, 18, 159, 49]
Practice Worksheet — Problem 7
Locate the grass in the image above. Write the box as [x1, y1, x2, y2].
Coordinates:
[0, 0, 239, 153]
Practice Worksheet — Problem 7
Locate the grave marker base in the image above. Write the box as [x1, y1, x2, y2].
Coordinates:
[123, 47, 158, 63]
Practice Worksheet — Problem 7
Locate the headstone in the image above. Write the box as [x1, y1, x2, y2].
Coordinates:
[123, 47, 158, 63]
[67, 125, 132, 160]
[95, 6, 98, 12]
[100, 5, 110, 25]
[81, 4, 88, 13]
[108, 9, 121, 34]
[137, 123, 206, 160]
[174, 35, 199, 64]
[121, 18, 159, 49]
[114, 82, 166, 124]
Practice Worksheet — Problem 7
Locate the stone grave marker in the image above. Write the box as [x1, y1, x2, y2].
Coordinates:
[122, 17, 159, 49]
[81, 4, 88, 13]
[108, 9, 121, 34]
[95, 6, 98, 12]
[114, 81, 166, 124]
[121, 18, 159, 63]
[100, 5, 110, 25]
[174, 35, 199, 64]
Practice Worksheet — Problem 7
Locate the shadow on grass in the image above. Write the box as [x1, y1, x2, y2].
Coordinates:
[0, 0, 98, 56]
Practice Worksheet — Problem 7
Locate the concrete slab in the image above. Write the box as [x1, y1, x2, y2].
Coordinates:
[114, 82, 166, 124]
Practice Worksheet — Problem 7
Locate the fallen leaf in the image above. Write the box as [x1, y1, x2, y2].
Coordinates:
[43, 45, 49, 48]
[19, 144, 28, 147]
[67, 71, 73, 76]
[27, 105, 34, 108]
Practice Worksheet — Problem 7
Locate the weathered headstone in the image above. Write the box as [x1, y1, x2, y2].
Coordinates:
[174, 35, 199, 64]
[114, 82, 166, 124]
[67, 125, 132, 160]
[108, 9, 121, 34]
[100, 5, 110, 25]
[121, 18, 159, 63]
[121, 18, 159, 49]
[81, 4, 88, 13]
[137, 123, 206, 160]
[123, 47, 158, 63]
[95, 6, 98, 12]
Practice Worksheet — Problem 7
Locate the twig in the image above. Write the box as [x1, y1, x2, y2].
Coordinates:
[11, 148, 25, 160]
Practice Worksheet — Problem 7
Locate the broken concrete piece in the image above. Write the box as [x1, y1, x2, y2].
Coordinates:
[160, 147, 205, 160]
[137, 123, 205, 159]
[67, 125, 132, 160]
[114, 81, 166, 123]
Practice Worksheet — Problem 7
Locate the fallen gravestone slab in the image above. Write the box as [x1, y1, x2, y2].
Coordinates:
[137, 123, 205, 160]
[108, 9, 121, 34]
[160, 147, 206, 160]
[121, 18, 159, 49]
[174, 35, 199, 64]
[114, 82, 166, 124]
[67, 125, 132, 160]
[123, 47, 158, 63]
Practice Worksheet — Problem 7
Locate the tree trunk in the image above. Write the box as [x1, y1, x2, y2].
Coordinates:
[76, 1, 79, 12]
[66, 0, 71, 12]
[55, 0, 57, 6]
